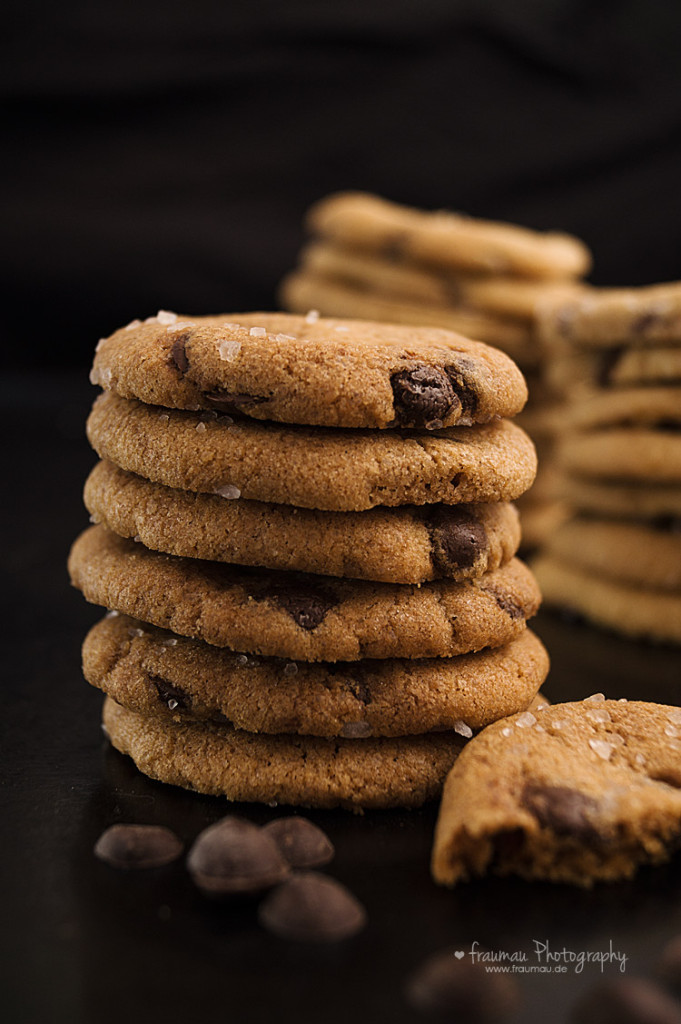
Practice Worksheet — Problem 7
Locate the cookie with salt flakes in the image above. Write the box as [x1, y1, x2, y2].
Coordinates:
[86, 392, 537, 513]
[85, 460, 522, 585]
[83, 612, 549, 737]
[433, 699, 681, 887]
[68, 526, 542, 662]
[91, 310, 527, 430]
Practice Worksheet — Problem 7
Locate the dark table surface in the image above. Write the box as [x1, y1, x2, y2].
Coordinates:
[4, 372, 681, 1024]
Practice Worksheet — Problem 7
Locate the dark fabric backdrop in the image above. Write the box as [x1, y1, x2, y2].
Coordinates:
[4, 0, 681, 367]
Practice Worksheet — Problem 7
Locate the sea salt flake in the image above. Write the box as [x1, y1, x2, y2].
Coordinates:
[167, 320, 196, 333]
[515, 712, 536, 729]
[167, 699, 178, 710]
[635, 753, 646, 767]
[587, 708, 611, 724]
[585, 693, 606, 703]
[667, 709, 681, 724]
[89, 368, 100, 385]
[589, 738, 613, 761]
[334, 325, 350, 332]
[195, 421, 207, 433]
[453, 720, 473, 739]
[236, 654, 249, 666]
[158, 412, 170, 422]
[274, 333, 296, 341]
[305, 309, 320, 323]
[128, 627, 145, 638]
[133, 534, 142, 543]
[124, 319, 142, 331]
[425, 419, 443, 430]
[665, 724, 679, 738]
[161, 637, 177, 648]
[216, 484, 241, 499]
[105, 610, 120, 619]
[96, 338, 107, 352]
[283, 662, 298, 676]
[501, 727, 513, 737]
[156, 310, 178, 325]
[249, 326, 267, 337]
[218, 339, 241, 361]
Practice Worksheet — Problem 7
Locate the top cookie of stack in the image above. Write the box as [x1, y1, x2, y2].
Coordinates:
[533, 283, 681, 643]
[71, 310, 548, 810]
[279, 192, 593, 547]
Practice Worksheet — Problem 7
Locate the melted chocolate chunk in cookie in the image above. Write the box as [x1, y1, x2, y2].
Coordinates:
[391, 366, 458, 428]
[168, 333, 191, 374]
[426, 507, 487, 573]
[255, 578, 340, 631]
[522, 783, 601, 840]
[203, 390, 267, 412]
[151, 675, 191, 711]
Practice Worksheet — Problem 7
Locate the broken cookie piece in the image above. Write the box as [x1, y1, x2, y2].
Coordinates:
[432, 699, 681, 887]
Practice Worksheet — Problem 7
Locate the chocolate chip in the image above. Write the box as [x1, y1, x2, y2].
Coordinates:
[391, 366, 459, 428]
[151, 675, 191, 711]
[406, 948, 521, 1020]
[258, 871, 366, 942]
[168, 333, 190, 374]
[203, 390, 267, 412]
[445, 361, 479, 419]
[380, 230, 410, 262]
[426, 506, 487, 573]
[633, 311, 664, 335]
[260, 580, 339, 631]
[94, 824, 183, 869]
[187, 816, 289, 897]
[262, 817, 335, 869]
[522, 783, 601, 840]
[571, 978, 681, 1024]
[348, 677, 373, 705]
[480, 585, 525, 620]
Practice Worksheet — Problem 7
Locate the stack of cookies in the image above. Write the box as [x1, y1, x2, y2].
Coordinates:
[533, 283, 681, 643]
[68, 311, 549, 810]
[279, 191, 593, 547]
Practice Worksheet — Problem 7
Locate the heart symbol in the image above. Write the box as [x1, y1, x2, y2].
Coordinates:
[454, 951, 465, 960]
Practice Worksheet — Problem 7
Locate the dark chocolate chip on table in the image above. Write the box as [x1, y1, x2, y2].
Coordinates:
[187, 816, 289, 897]
[571, 977, 681, 1024]
[405, 947, 521, 1020]
[258, 871, 366, 942]
[262, 817, 335, 869]
[94, 824, 183, 869]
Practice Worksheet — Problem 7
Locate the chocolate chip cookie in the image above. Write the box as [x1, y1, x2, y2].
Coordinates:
[85, 460, 522, 584]
[69, 526, 542, 661]
[84, 613, 549, 736]
[537, 281, 681, 348]
[92, 310, 528, 430]
[86, 393, 537, 512]
[432, 699, 681, 886]
[306, 192, 592, 279]
[102, 696, 467, 809]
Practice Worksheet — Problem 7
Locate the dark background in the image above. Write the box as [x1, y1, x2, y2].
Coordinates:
[4, 0, 681, 368]
[4, 6, 681, 1023]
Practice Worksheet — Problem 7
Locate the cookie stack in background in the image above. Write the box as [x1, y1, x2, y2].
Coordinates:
[533, 283, 681, 644]
[68, 311, 550, 810]
[279, 192, 593, 548]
